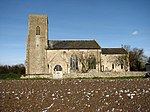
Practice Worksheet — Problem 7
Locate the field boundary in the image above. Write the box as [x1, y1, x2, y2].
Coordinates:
[20, 72, 146, 79]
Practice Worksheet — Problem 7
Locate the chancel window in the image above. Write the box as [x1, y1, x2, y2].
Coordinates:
[70, 53, 78, 70]
[88, 54, 96, 69]
[36, 26, 40, 35]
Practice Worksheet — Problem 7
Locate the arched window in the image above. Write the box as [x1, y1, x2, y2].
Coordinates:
[70, 53, 78, 70]
[121, 64, 123, 69]
[112, 64, 115, 69]
[88, 54, 96, 69]
[36, 26, 40, 35]
[54, 65, 62, 71]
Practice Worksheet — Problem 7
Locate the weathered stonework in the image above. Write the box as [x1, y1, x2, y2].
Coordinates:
[26, 14, 130, 78]
[46, 49, 101, 75]
[26, 15, 48, 74]
[101, 54, 130, 72]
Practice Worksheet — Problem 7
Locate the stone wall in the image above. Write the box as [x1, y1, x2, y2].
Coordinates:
[26, 15, 48, 74]
[21, 74, 52, 79]
[101, 54, 129, 72]
[46, 49, 101, 74]
[98, 72, 146, 77]
[64, 72, 146, 78]
[22, 72, 146, 79]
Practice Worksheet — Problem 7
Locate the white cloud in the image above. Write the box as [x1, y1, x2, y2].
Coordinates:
[132, 31, 139, 36]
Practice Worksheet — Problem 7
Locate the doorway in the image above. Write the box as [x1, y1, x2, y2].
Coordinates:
[53, 65, 63, 79]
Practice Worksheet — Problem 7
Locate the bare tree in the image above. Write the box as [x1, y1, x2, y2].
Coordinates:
[78, 52, 89, 73]
[77, 52, 98, 73]
[129, 48, 146, 71]
[115, 54, 129, 71]
[122, 45, 147, 71]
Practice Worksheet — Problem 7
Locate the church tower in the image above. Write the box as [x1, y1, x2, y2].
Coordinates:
[26, 15, 48, 74]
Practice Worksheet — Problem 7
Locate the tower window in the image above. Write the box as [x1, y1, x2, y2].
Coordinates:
[36, 26, 40, 35]
[112, 64, 115, 69]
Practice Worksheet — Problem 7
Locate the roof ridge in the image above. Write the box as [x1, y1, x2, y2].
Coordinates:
[48, 40, 95, 41]
[103, 47, 124, 49]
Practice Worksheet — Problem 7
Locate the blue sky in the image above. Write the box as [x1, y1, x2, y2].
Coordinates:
[0, 0, 150, 65]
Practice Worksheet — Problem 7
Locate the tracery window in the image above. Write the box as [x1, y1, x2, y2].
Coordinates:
[36, 26, 40, 35]
[88, 54, 96, 69]
[70, 53, 78, 70]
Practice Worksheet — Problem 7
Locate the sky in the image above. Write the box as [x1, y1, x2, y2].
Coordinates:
[0, 0, 150, 65]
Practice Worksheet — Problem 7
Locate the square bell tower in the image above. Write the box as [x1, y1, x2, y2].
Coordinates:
[26, 15, 48, 74]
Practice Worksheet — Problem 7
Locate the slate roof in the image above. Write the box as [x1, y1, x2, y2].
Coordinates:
[102, 48, 128, 54]
[48, 40, 101, 50]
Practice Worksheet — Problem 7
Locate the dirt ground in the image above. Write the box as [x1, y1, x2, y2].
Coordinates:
[0, 78, 150, 112]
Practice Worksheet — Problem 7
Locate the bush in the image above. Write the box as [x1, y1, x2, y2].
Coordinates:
[0, 64, 25, 79]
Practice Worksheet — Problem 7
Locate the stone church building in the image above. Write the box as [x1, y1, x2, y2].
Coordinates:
[26, 15, 129, 77]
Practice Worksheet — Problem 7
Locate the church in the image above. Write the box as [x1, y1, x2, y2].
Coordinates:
[26, 15, 129, 78]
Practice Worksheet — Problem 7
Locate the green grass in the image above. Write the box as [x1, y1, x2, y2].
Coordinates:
[0, 74, 22, 80]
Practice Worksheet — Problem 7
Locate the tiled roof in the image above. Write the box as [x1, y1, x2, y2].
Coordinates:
[48, 40, 101, 50]
[102, 48, 128, 54]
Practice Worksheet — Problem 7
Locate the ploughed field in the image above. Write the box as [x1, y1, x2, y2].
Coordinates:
[0, 78, 150, 112]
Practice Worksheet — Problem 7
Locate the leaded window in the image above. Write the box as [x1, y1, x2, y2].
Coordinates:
[36, 26, 40, 35]
[88, 54, 96, 69]
[70, 53, 78, 70]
